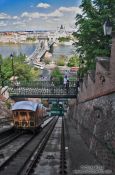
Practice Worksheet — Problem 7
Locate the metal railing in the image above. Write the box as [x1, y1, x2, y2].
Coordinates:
[7, 80, 77, 98]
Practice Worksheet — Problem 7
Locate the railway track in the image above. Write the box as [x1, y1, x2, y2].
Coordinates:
[0, 128, 23, 149]
[0, 117, 52, 150]
[0, 116, 67, 175]
[0, 127, 14, 140]
[0, 117, 57, 174]
[0, 132, 22, 149]
[0, 134, 33, 168]
[21, 117, 67, 175]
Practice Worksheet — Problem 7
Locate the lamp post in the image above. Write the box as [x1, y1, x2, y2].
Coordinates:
[10, 53, 14, 77]
[0, 59, 4, 87]
[103, 18, 112, 56]
[103, 18, 112, 36]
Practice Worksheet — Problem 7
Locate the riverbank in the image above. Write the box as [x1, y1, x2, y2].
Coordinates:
[0, 41, 37, 45]
[0, 42, 74, 59]
[58, 40, 74, 46]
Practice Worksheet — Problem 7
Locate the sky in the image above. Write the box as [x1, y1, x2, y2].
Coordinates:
[0, 0, 82, 31]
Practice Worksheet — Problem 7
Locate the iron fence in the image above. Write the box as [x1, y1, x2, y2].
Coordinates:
[8, 80, 77, 98]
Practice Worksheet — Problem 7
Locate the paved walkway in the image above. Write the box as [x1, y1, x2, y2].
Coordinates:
[64, 117, 112, 175]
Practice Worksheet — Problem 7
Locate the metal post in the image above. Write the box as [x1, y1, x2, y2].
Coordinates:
[10, 53, 14, 77]
[0, 60, 4, 87]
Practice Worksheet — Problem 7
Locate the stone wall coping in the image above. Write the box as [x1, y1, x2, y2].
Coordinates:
[78, 31, 115, 102]
[78, 88, 115, 104]
[96, 57, 109, 61]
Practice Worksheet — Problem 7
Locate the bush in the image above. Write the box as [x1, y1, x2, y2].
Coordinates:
[44, 57, 51, 64]
[2, 54, 40, 82]
[56, 55, 65, 66]
[51, 67, 63, 85]
[5, 100, 11, 109]
[56, 59, 65, 66]
[67, 55, 79, 67]
[58, 37, 71, 42]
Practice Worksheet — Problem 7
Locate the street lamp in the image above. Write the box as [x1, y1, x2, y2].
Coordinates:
[0, 59, 4, 87]
[103, 18, 112, 36]
[10, 53, 14, 77]
[103, 18, 112, 57]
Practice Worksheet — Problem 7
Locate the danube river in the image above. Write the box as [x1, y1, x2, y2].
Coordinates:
[0, 43, 75, 59]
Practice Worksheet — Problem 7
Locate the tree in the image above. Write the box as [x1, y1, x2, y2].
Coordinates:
[56, 55, 65, 66]
[58, 37, 71, 42]
[74, 0, 115, 77]
[51, 67, 63, 85]
[1, 54, 40, 83]
[67, 55, 79, 67]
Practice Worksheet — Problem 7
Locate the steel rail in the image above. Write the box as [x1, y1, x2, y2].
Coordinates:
[0, 132, 22, 149]
[0, 117, 56, 175]
[21, 117, 58, 175]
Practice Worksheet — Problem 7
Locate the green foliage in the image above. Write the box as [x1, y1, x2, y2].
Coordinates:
[5, 100, 11, 109]
[26, 37, 36, 41]
[74, 0, 115, 76]
[56, 55, 65, 66]
[51, 67, 63, 84]
[1, 53, 40, 82]
[67, 55, 79, 67]
[58, 37, 71, 42]
[0, 54, 2, 61]
[69, 76, 77, 81]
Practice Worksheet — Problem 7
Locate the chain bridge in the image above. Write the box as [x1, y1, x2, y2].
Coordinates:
[26, 26, 68, 66]
[8, 80, 77, 99]
[27, 36, 56, 65]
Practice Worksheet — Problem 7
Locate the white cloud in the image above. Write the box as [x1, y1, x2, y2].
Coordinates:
[59, 6, 82, 14]
[21, 12, 40, 18]
[48, 10, 63, 18]
[18, 6, 82, 31]
[21, 9, 63, 19]
[13, 21, 24, 25]
[0, 6, 82, 31]
[0, 21, 7, 27]
[52, 18, 60, 21]
[0, 13, 20, 21]
[13, 16, 19, 20]
[36, 3, 50, 8]
[0, 13, 11, 20]
[21, 6, 82, 20]
[21, 12, 48, 18]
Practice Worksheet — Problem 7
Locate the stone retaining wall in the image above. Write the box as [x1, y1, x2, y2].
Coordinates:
[74, 93, 115, 172]
[73, 32, 115, 172]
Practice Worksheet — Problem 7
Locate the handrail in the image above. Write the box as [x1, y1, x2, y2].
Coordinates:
[7, 80, 77, 98]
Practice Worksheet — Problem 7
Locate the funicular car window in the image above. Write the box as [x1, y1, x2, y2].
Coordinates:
[29, 112, 34, 120]
[20, 112, 27, 116]
[14, 111, 18, 117]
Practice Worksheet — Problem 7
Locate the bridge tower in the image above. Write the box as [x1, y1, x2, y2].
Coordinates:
[44, 39, 49, 50]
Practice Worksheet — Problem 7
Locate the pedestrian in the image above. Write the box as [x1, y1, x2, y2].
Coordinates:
[51, 81, 54, 94]
[50, 75, 53, 82]
[66, 79, 69, 93]
[64, 75, 67, 88]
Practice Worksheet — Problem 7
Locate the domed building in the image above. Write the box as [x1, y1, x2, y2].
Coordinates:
[56, 25, 68, 38]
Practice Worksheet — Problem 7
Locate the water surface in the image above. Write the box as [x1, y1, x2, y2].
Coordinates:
[0, 43, 75, 59]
